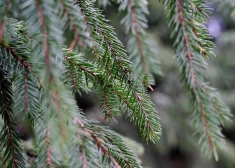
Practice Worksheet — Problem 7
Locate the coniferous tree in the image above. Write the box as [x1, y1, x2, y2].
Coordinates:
[0, 0, 233, 167]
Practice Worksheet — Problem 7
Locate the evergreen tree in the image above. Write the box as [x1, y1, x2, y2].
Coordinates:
[0, 0, 233, 167]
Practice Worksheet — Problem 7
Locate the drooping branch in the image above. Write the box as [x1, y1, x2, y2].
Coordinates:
[163, 0, 231, 159]
[60, 0, 82, 50]
[0, 71, 24, 168]
[36, 0, 52, 81]
[176, 0, 214, 153]
[118, 0, 161, 85]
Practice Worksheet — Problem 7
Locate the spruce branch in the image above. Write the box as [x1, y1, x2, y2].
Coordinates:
[59, 0, 91, 50]
[0, 43, 31, 72]
[163, 0, 232, 160]
[0, 21, 41, 122]
[75, 117, 142, 168]
[119, 0, 162, 84]
[60, 0, 81, 50]
[0, 0, 232, 166]
[77, 0, 132, 76]
[75, 0, 161, 142]
[64, 50, 161, 142]
[0, 70, 24, 168]
[35, 0, 52, 80]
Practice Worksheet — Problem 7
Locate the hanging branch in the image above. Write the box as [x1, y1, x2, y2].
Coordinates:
[0, 26, 41, 122]
[76, 0, 161, 142]
[0, 71, 24, 168]
[59, 0, 91, 50]
[20, 0, 78, 166]
[119, 0, 162, 85]
[163, 0, 232, 160]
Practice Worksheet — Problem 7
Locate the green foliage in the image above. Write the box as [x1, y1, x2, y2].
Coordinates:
[119, 0, 162, 84]
[0, 0, 233, 167]
[163, 0, 232, 160]
[0, 71, 24, 167]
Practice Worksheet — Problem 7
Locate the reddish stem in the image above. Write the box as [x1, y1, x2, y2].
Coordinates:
[77, 0, 94, 49]
[1, 74, 18, 168]
[79, 146, 88, 168]
[202, 87, 222, 118]
[36, 0, 52, 82]
[177, 0, 197, 89]
[1, 43, 31, 71]
[177, 0, 214, 151]
[60, 0, 81, 50]
[192, 27, 207, 57]
[198, 100, 214, 151]
[46, 130, 51, 166]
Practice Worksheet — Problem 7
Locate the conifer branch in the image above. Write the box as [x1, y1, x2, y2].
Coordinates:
[92, 134, 121, 168]
[36, 0, 51, 81]
[0, 71, 24, 168]
[168, 0, 215, 156]
[75, 117, 141, 168]
[0, 25, 41, 121]
[75, 0, 161, 142]
[64, 50, 161, 142]
[0, 0, 232, 165]
[59, 0, 91, 50]
[77, 0, 94, 49]
[163, 0, 231, 159]
[77, 0, 132, 75]
[60, 0, 80, 50]
[119, 0, 162, 84]
[76, 118, 121, 168]
[1, 43, 31, 72]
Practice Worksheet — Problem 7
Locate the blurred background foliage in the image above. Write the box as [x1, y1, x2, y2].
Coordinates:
[73, 1, 235, 168]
